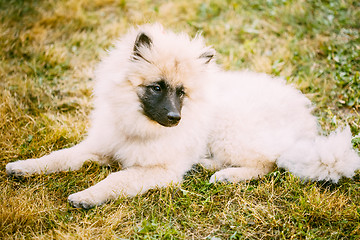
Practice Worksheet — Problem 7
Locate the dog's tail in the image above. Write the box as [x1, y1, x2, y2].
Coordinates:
[276, 126, 360, 182]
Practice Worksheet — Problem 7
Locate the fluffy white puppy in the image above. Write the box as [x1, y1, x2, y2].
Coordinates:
[6, 24, 360, 209]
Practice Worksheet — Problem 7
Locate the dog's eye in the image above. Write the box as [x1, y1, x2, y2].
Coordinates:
[178, 90, 185, 97]
[150, 85, 161, 92]
[177, 88, 185, 97]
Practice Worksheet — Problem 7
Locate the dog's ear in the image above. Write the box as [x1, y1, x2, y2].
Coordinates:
[133, 32, 152, 62]
[199, 49, 215, 64]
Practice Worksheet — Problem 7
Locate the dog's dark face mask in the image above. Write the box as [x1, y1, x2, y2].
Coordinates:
[131, 31, 213, 127]
[138, 80, 185, 127]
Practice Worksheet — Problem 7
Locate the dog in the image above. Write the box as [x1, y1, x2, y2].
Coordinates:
[6, 23, 360, 209]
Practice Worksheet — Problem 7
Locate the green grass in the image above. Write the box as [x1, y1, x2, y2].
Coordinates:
[1, 0, 360, 239]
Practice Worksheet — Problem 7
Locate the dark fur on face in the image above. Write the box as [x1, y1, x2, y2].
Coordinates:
[138, 80, 185, 127]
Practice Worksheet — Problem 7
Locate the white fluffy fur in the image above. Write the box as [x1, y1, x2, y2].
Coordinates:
[6, 23, 360, 208]
[202, 71, 360, 183]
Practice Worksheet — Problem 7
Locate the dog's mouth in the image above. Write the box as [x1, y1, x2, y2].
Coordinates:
[162, 121, 180, 127]
[156, 113, 181, 127]
[159, 122, 180, 127]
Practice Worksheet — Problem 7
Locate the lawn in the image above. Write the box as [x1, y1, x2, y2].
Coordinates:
[1, 0, 360, 239]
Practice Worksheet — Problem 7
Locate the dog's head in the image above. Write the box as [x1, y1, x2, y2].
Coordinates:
[127, 25, 216, 127]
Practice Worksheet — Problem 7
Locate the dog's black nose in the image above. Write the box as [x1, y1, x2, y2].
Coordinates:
[167, 111, 181, 122]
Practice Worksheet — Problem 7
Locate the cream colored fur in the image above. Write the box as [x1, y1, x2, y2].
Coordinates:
[6, 24, 360, 208]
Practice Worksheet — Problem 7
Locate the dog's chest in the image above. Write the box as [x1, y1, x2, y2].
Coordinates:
[112, 135, 187, 168]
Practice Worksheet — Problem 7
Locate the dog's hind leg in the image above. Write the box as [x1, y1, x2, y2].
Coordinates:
[6, 140, 104, 177]
[209, 164, 274, 183]
[199, 157, 224, 170]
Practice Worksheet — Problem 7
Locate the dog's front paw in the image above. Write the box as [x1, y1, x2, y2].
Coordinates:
[68, 190, 106, 209]
[6, 161, 33, 177]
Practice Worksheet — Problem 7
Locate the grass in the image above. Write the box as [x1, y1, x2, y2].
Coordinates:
[1, 0, 360, 239]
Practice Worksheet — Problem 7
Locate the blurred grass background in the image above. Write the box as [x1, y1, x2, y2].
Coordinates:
[1, 0, 359, 239]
